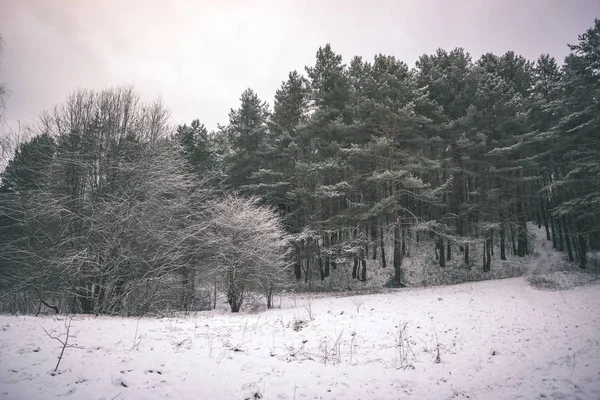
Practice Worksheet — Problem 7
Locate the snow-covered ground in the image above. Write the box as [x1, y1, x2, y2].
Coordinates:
[1, 278, 599, 400]
[1, 228, 599, 400]
[526, 224, 599, 290]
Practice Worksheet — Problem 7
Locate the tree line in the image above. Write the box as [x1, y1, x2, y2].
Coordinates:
[0, 89, 287, 314]
[1, 20, 599, 314]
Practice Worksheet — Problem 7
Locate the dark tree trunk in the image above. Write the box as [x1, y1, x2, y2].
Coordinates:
[318, 256, 325, 281]
[213, 280, 217, 310]
[324, 234, 330, 278]
[572, 234, 580, 261]
[317, 235, 325, 281]
[500, 224, 506, 260]
[578, 234, 587, 269]
[393, 224, 404, 285]
[484, 234, 492, 272]
[266, 284, 273, 309]
[437, 237, 445, 268]
[294, 263, 302, 280]
[361, 259, 367, 281]
[541, 196, 550, 241]
[562, 216, 573, 262]
[365, 224, 369, 258]
[406, 228, 411, 257]
[482, 242, 486, 270]
[556, 216, 564, 252]
[380, 226, 387, 268]
[227, 271, 244, 313]
[181, 267, 195, 312]
[352, 258, 358, 279]
[510, 224, 517, 256]
[371, 219, 378, 260]
[108, 278, 127, 315]
[386, 124, 403, 287]
[517, 219, 528, 257]
[464, 243, 469, 265]
[550, 212, 557, 249]
[447, 243, 451, 261]
[304, 258, 310, 283]
[331, 231, 338, 270]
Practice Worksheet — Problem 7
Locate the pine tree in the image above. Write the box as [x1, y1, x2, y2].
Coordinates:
[224, 88, 270, 192]
[177, 119, 215, 175]
[1, 133, 56, 192]
[365, 55, 431, 285]
[414, 48, 476, 265]
[529, 54, 563, 248]
[549, 19, 600, 268]
[256, 70, 310, 232]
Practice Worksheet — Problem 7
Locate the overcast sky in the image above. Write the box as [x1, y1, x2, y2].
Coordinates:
[1, 0, 599, 131]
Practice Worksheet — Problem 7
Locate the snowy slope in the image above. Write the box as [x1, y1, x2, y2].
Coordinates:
[1, 228, 599, 400]
[527, 225, 599, 289]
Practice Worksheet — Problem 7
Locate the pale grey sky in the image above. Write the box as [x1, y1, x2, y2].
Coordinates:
[1, 0, 599, 131]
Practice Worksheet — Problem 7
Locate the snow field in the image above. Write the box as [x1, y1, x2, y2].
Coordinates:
[1, 274, 599, 400]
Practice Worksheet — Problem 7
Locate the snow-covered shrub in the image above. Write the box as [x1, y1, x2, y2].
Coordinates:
[206, 195, 289, 312]
[528, 271, 598, 290]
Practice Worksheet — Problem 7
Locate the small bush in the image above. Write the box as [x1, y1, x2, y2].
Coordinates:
[528, 271, 598, 290]
[528, 275, 563, 290]
[394, 322, 416, 369]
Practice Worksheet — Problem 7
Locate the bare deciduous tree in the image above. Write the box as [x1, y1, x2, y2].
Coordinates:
[0, 88, 214, 315]
[207, 195, 289, 312]
[43, 315, 80, 372]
